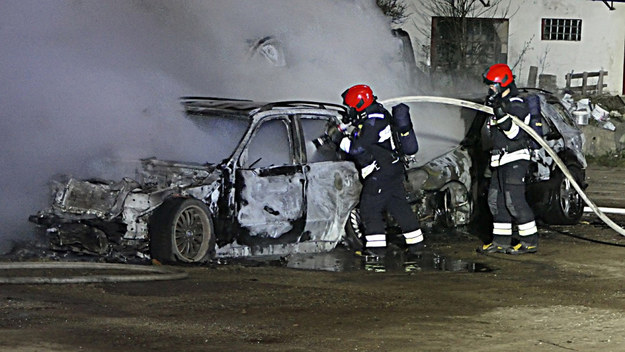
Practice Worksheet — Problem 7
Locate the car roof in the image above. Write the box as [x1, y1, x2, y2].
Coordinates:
[181, 96, 347, 117]
[181, 97, 266, 117]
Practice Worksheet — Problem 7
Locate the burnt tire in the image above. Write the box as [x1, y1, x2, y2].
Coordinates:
[542, 164, 584, 225]
[149, 198, 215, 263]
[440, 182, 472, 228]
[344, 208, 364, 251]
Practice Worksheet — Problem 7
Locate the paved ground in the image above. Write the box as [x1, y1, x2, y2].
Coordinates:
[585, 165, 625, 207]
[2, 163, 625, 352]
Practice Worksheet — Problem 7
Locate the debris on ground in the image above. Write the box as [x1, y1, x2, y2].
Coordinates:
[562, 92, 625, 157]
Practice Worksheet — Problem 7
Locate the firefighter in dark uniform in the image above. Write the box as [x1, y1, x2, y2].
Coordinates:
[339, 84, 423, 257]
[480, 64, 539, 255]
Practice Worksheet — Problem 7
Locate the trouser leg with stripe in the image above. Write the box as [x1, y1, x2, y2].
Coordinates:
[488, 160, 538, 247]
[360, 176, 422, 249]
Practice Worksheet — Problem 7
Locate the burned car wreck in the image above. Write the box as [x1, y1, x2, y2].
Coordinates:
[30, 99, 365, 263]
[29, 90, 585, 263]
[29, 97, 474, 263]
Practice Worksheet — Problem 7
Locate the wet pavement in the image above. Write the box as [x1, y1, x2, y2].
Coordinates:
[284, 246, 492, 273]
[2, 234, 493, 275]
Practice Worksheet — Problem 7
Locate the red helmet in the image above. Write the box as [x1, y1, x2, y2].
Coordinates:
[483, 63, 514, 87]
[341, 84, 375, 112]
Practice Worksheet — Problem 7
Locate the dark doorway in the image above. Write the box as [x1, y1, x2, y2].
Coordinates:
[431, 17, 509, 91]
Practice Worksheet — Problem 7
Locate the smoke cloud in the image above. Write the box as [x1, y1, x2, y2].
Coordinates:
[0, 0, 464, 253]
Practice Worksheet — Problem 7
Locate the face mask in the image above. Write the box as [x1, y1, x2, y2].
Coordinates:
[486, 85, 501, 106]
[347, 107, 362, 123]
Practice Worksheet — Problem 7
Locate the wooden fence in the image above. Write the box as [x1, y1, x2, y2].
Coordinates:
[565, 70, 608, 95]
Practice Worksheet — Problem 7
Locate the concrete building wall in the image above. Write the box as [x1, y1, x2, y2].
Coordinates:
[401, 0, 625, 95]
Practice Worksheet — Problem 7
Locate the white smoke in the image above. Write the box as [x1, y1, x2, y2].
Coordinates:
[0, 0, 419, 251]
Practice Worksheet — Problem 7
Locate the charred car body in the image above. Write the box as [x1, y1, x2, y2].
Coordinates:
[29, 90, 585, 263]
[30, 99, 367, 263]
[29, 97, 473, 263]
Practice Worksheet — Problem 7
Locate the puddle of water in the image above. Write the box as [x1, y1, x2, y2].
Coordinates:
[285, 247, 491, 273]
[285, 249, 363, 272]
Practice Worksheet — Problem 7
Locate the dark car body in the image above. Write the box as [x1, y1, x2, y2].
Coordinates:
[459, 88, 587, 232]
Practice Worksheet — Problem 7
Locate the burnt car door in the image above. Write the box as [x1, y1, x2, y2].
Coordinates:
[298, 114, 361, 242]
[234, 115, 306, 244]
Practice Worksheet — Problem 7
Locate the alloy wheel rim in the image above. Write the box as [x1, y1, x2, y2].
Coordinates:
[560, 177, 581, 217]
[174, 205, 210, 261]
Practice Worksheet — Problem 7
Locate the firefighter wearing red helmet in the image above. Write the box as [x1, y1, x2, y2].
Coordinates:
[479, 63, 538, 255]
[340, 84, 423, 257]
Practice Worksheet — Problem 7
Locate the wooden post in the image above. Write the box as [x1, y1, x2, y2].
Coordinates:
[565, 72, 572, 90]
[582, 72, 589, 95]
[598, 70, 605, 94]
[527, 66, 538, 88]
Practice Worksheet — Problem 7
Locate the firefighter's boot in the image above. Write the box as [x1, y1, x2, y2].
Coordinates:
[478, 243, 510, 254]
[507, 234, 538, 255]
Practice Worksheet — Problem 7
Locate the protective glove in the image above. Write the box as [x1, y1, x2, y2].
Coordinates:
[360, 161, 379, 179]
[493, 105, 507, 119]
[339, 137, 351, 153]
[490, 97, 510, 119]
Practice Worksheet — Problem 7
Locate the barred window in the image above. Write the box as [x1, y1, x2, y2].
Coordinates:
[542, 18, 581, 41]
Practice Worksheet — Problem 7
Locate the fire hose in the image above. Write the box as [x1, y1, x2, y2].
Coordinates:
[381, 96, 625, 237]
[0, 261, 188, 284]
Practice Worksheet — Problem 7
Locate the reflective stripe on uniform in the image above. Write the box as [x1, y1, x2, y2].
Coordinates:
[502, 112, 530, 139]
[493, 115, 509, 125]
[368, 113, 385, 119]
[518, 220, 538, 236]
[378, 125, 392, 143]
[339, 138, 351, 153]
[503, 122, 520, 139]
[402, 228, 423, 244]
[490, 148, 531, 167]
[365, 234, 386, 248]
[493, 222, 512, 235]
[523, 113, 531, 125]
[491, 109, 530, 140]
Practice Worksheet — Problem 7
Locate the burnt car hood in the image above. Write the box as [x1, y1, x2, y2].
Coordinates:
[33, 158, 221, 223]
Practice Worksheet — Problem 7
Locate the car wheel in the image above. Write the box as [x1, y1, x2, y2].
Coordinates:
[440, 182, 472, 228]
[149, 198, 215, 263]
[543, 164, 584, 225]
[344, 208, 364, 251]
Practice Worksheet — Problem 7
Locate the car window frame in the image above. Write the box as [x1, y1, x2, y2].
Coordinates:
[236, 114, 294, 169]
[295, 113, 345, 164]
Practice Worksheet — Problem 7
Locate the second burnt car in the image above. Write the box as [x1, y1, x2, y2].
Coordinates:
[461, 88, 587, 229]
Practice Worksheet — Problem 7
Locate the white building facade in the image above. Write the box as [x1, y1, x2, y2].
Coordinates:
[401, 0, 625, 95]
